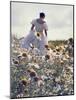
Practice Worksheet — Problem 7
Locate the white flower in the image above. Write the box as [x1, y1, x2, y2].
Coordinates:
[53, 84, 61, 92]
[34, 63, 40, 69]
[63, 57, 68, 61]
[37, 80, 44, 87]
[17, 93, 24, 98]
[55, 76, 61, 82]
[56, 46, 59, 50]
[41, 75, 48, 80]
[60, 45, 65, 50]
[65, 54, 70, 59]
[13, 58, 19, 64]
[28, 63, 40, 69]
[13, 50, 18, 54]
[42, 56, 45, 61]
[27, 54, 32, 61]
[64, 45, 68, 48]
[32, 48, 40, 55]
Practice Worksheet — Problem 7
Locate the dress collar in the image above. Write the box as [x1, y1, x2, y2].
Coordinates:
[36, 19, 45, 24]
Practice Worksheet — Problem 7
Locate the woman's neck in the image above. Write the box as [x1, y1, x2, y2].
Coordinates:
[36, 18, 45, 24]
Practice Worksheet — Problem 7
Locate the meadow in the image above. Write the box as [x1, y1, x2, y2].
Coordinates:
[10, 36, 74, 98]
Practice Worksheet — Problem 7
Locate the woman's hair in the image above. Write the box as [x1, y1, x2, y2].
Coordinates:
[40, 12, 45, 18]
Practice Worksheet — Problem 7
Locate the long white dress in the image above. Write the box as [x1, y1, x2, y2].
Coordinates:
[21, 19, 48, 53]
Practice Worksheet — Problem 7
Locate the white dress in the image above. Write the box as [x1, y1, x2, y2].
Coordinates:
[21, 19, 48, 53]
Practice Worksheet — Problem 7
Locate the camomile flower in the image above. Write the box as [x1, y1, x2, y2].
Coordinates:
[22, 52, 27, 57]
[34, 76, 39, 82]
[30, 43, 35, 49]
[13, 50, 20, 55]
[46, 69, 56, 75]
[17, 55, 22, 59]
[65, 54, 70, 59]
[63, 57, 68, 61]
[37, 32, 40, 37]
[45, 45, 50, 50]
[41, 75, 48, 81]
[45, 54, 50, 60]
[28, 63, 40, 69]
[53, 49, 57, 52]
[64, 44, 68, 48]
[27, 54, 32, 61]
[35, 32, 41, 40]
[34, 63, 40, 69]
[55, 76, 61, 82]
[60, 60, 64, 64]
[12, 43, 14, 47]
[42, 56, 45, 61]
[46, 49, 54, 57]
[21, 52, 32, 62]
[17, 93, 24, 98]
[37, 79, 44, 87]
[56, 46, 59, 50]
[30, 71, 37, 77]
[20, 77, 29, 86]
[60, 45, 65, 50]
[27, 68, 37, 77]
[32, 47, 40, 56]
[21, 48, 28, 53]
[13, 59, 19, 65]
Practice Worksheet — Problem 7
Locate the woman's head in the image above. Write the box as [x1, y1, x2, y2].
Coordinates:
[40, 12, 45, 19]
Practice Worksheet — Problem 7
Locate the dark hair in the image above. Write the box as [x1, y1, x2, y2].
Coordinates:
[40, 12, 45, 18]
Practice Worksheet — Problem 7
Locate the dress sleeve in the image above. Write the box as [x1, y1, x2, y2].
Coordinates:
[31, 19, 36, 25]
[43, 22, 48, 31]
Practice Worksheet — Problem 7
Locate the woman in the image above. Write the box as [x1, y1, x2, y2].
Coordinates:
[21, 12, 48, 54]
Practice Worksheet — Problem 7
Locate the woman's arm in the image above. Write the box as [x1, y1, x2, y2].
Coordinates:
[44, 22, 48, 36]
[31, 24, 35, 30]
[45, 29, 47, 36]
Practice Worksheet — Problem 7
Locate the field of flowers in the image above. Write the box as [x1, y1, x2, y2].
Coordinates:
[10, 36, 74, 98]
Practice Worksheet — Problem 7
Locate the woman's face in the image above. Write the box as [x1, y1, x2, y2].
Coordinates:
[40, 17, 45, 21]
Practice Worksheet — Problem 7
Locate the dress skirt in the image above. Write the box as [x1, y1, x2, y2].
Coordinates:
[20, 30, 48, 53]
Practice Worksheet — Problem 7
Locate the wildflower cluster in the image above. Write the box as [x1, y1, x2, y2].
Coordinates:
[11, 36, 74, 98]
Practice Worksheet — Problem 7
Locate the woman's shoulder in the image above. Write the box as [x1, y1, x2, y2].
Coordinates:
[36, 18, 46, 24]
[43, 21, 48, 30]
[31, 19, 37, 25]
